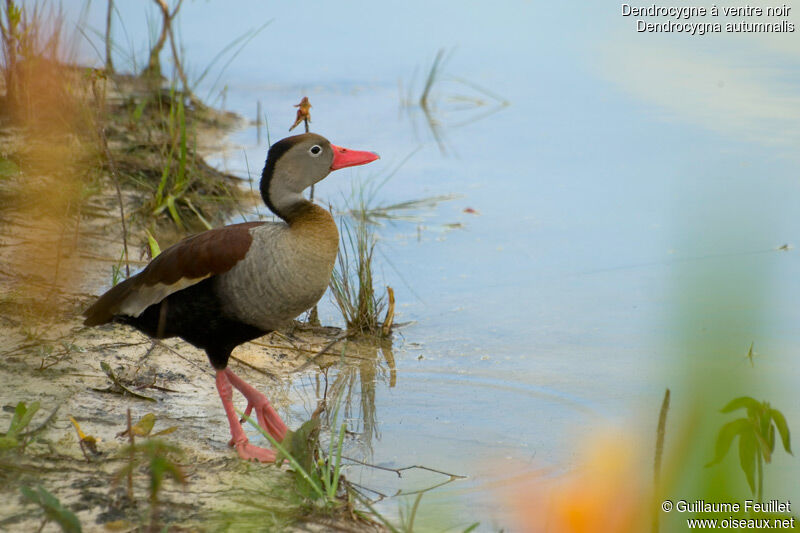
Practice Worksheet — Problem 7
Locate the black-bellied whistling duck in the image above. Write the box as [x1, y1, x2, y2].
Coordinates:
[83, 133, 379, 462]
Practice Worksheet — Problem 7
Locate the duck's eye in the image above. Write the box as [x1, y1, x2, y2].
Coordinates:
[309, 145, 322, 156]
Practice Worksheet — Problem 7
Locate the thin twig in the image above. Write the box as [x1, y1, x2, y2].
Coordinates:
[347, 480, 388, 501]
[151, 339, 210, 375]
[137, 340, 160, 364]
[340, 455, 466, 480]
[92, 77, 130, 277]
[305, 243, 319, 326]
[395, 476, 461, 497]
[294, 331, 352, 373]
[99, 362, 156, 402]
[126, 407, 134, 502]
[249, 340, 317, 354]
[79, 252, 147, 265]
[305, 113, 312, 198]
[229, 355, 277, 380]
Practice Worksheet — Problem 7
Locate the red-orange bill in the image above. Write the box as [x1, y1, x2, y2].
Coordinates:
[330, 144, 380, 170]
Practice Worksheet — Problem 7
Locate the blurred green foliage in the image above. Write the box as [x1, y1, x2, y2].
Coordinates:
[20, 485, 82, 533]
[708, 397, 792, 501]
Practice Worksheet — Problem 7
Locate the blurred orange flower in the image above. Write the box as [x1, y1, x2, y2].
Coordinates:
[509, 431, 649, 533]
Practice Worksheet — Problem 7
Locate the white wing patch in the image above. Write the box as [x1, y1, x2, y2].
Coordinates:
[116, 275, 211, 317]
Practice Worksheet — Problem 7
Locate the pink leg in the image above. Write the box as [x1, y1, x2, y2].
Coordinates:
[224, 368, 288, 442]
[215, 370, 278, 462]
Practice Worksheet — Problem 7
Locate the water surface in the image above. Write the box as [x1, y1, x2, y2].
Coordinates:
[76, 1, 800, 529]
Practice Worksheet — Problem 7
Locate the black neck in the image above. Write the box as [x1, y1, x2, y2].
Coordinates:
[260, 138, 296, 222]
[259, 164, 283, 221]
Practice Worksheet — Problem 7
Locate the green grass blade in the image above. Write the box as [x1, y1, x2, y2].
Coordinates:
[352, 493, 400, 533]
[144, 229, 161, 257]
[721, 396, 761, 414]
[154, 147, 172, 209]
[707, 418, 751, 467]
[183, 198, 213, 230]
[330, 422, 346, 499]
[738, 431, 757, 494]
[199, 20, 273, 100]
[166, 194, 184, 230]
[407, 492, 424, 531]
[770, 408, 792, 455]
[14, 401, 40, 436]
[131, 96, 148, 123]
[7, 402, 27, 438]
[237, 410, 325, 499]
[20, 486, 82, 533]
[320, 404, 340, 497]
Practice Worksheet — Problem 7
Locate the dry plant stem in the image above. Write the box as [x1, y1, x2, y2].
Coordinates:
[304, 117, 312, 199]
[420, 48, 445, 109]
[348, 480, 389, 501]
[104, 0, 113, 73]
[79, 253, 145, 266]
[1, 0, 19, 108]
[137, 340, 160, 364]
[341, 456, 465, 480]
[295, 331, 351, 373]
[92, 77, 130, 277]
[303, 115, 321, 324]
[100, 126, 130, 277]
[306, 103, 320, 326]
[381, 286, 395, 337]
[151, 338, 211, 375]
[229, 355, 277, 379]
[145, 0, 184, 81]
[164, 2, 192, 99]
[127, 408, 134, 502]
[652, 388, 670, 533]
[250, 340, 314, 353]
[145, 1, 168, 76]
[145, 0, 170, 77]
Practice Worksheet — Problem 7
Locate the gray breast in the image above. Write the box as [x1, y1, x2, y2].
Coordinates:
[215, 223, 337, 330]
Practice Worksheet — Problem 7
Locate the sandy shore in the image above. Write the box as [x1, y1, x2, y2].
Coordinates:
[0, 91, 381, 531]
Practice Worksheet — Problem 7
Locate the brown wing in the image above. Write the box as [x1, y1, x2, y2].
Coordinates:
[83, 222, 263, 326]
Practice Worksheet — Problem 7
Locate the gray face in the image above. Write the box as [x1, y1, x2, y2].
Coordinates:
[264, 133, 338, 218]
[272, 133, 335, 195]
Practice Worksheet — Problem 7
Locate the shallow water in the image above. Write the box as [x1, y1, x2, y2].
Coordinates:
[77, 1, 800, 529]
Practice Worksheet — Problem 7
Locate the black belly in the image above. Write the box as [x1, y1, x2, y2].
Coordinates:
[118, 278, 268, 369]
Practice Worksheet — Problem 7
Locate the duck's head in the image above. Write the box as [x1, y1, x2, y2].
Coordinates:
[260, 132, 379, 221]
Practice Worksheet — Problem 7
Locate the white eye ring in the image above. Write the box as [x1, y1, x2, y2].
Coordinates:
[309, 145, 322, 157]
